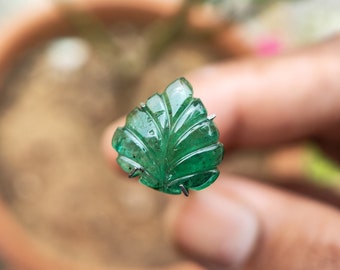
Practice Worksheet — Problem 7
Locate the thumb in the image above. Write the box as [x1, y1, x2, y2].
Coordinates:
[169, 177, 340, 270]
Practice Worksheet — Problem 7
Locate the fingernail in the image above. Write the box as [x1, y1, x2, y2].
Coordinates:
[172, 190, 259, 269]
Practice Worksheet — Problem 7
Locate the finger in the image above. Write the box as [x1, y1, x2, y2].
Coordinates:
[186, 36, 340, 147]
[169, 176, 340, 270]
[102, 37, 340, 168]
[102, 117, 124, 172]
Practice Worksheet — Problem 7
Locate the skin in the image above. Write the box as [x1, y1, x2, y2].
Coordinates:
[103, 34, 340, 270]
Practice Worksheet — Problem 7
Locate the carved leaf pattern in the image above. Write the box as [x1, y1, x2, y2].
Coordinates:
[112, 77, 224, 195]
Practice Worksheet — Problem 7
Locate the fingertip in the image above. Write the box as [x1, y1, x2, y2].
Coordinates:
[101, 117, 125, 171]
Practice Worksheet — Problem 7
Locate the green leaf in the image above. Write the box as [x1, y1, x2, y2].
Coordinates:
[112, 77, 224, 196]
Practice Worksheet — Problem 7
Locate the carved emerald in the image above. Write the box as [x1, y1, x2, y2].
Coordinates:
[112, 77, 224, 196]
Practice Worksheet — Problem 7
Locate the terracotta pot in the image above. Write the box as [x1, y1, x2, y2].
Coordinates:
[0, 1, 252, 269]
[0, 0, 252, 78]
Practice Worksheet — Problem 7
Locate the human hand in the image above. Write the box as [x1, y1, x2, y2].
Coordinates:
[102, 35, 340, 270]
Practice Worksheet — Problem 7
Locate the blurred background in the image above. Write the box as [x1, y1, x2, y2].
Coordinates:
[0, 0, 339, 269]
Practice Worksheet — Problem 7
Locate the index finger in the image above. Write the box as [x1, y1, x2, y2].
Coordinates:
[102, 36, 340, 169]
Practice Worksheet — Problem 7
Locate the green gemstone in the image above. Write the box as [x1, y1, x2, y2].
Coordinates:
[112, 77, 224, 196]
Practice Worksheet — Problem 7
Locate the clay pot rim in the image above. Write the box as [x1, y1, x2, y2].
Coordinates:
[0, 0, 183, 78]
[0, 0, 251, 79]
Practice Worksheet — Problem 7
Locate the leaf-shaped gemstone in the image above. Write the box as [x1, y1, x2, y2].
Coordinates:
[112, 77, 224, 196]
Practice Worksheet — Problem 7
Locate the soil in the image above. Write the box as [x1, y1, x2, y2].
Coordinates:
[0, 23, 223, 268]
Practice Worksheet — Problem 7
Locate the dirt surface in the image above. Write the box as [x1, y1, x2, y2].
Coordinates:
[0, 25, 222, 268]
